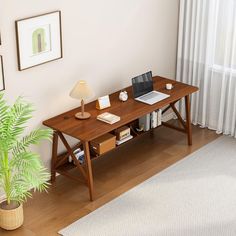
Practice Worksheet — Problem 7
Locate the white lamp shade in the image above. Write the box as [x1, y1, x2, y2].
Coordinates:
[70, 80, 94, 100]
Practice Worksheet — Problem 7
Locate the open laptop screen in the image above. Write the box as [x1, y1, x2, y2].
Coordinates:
[132, 71, 153, 98]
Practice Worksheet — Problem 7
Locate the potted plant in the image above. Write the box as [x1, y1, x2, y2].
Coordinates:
[0, 94, 52, 230]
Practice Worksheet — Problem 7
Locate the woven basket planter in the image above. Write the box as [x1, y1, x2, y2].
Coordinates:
[0, 201, 23, 230]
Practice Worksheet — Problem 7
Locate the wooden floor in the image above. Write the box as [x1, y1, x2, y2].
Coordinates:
[0, 124, 219, 236]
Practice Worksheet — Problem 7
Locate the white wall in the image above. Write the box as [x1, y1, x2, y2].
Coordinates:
[0, 0, 179, 170]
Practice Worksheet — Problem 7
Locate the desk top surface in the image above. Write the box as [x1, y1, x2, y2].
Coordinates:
[43, 76, 198, 141]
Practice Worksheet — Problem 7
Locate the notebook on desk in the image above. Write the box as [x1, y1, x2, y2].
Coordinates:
[97, 112, 120, 124]
[132, 71, 170, 105]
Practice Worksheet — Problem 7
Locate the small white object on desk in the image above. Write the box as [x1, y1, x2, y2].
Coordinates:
[119, 91, 128, 102]
[166, 83, 173, 90]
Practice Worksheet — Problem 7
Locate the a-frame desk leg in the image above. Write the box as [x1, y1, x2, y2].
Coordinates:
[50, 132, 94, 200]
[83, 141, 94, 201]
[185, 95, 192, 146]
[51, 131, 58, 182]
[162, 96, 193, 146]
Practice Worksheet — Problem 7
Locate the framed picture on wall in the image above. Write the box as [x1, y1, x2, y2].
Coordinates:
[0, 56, 5, 91]
[15, 11, 63, 71]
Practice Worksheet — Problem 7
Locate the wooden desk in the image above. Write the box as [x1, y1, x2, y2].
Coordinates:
[43, 76, 198, 201]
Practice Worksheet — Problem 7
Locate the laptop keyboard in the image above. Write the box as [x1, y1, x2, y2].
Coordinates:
[140, 92, 159, 101]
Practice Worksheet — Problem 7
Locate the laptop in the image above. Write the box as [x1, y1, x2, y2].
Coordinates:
[132, 71, 170, 105]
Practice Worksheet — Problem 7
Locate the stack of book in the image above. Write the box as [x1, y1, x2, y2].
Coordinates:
[97, 112, 120, 124]
[115, 126, 133, 145]
[150, 109, 162, 128]
[68, 148, 85, 164]
[138, 109, 162, 131]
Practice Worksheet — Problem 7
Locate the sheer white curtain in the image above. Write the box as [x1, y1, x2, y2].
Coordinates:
[176, 0, 236, 137]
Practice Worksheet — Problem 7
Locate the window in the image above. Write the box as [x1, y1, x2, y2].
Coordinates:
[214, 0, 236, 71]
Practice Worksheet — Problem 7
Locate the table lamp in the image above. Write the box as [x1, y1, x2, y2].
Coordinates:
[70, 80, 94, 119]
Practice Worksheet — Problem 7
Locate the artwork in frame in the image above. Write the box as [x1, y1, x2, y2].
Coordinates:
[0, 56, 5, 91]
[15, 11, 62, 71]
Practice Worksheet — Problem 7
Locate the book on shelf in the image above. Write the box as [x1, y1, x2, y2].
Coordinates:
[68, 148, 85, 164]
[157, 109, 162, 126]
[139, 114, 150, 131]
[151, 111, 158, 128]
[116, 134, 133, 145]
[139, 109, 162, 131]
[97, 112, 120, 124]
[151, 109, 162, 128]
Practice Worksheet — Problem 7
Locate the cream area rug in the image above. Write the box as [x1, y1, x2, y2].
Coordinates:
[59, 136, 236, 236]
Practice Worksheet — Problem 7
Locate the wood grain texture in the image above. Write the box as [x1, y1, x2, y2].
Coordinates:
[0, 124, 219, 236]
[43, 76, 198, 141]
[83, 141, 94, 201]
[185, 95, 192, 145]
[51, 131, 58, 182]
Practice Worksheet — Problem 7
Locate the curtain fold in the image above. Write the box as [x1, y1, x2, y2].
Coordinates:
[177, 0, 236, 137]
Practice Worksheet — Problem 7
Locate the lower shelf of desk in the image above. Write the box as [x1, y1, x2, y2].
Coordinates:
[54, 123, 162, 183]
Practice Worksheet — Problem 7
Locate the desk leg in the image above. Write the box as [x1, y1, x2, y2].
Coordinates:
[83, 141, 94, 201]
[185, 95, 192, 145]
[150, 128, 154, 137]
[51, 131, 58, 182]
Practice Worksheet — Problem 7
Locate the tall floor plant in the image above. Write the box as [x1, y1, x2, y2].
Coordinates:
[0, 93, 52, 208]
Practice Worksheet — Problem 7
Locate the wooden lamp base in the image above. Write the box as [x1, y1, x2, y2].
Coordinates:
[75, 112, 91, 120]
[74, 99, 91, 120]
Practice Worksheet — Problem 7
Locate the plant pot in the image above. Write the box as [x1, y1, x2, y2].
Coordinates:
[0, 201, 24, 230]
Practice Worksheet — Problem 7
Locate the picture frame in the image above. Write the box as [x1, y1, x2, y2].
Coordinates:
[15, 11, 63, 71]
[0, 56, 5, 91]
[96, 95, 111, 110]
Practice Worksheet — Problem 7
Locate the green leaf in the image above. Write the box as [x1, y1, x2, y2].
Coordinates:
[0, 93, 52, 205]
[12, 129, 52, 156]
